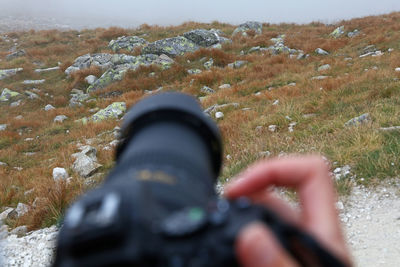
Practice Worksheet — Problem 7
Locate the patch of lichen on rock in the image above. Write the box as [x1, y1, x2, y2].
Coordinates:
[141, 36, 199, 57]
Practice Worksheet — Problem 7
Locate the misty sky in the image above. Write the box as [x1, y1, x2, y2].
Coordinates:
[1, 0, 400, 28]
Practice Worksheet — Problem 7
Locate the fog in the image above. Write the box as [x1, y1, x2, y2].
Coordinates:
[1, 0, 400, 29]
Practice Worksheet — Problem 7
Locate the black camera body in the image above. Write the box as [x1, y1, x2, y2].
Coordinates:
[53, 93, 345, 267]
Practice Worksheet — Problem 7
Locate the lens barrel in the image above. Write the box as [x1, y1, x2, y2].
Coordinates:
[116, 92, 222, 179]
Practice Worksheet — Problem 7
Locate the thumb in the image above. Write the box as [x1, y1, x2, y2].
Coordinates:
[236, 223, 298, 267]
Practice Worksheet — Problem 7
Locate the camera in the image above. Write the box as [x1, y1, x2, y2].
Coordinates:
[53, 92, 346, 267]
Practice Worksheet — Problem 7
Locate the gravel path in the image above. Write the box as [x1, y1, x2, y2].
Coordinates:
[1, 182, 399, 266]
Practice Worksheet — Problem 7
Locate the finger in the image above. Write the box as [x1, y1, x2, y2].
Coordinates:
[226, 155, 351, 264]
[236, 223, 298, 267]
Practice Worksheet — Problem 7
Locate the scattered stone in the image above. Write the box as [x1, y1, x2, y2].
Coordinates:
[0, 68, 23, 81]
[297, 53, 309, 60]
[344, 57, 353, 61]
[84, 75, 97, 85]
[0, 124, 7, 131]
[345, 113, 371, 127]
[200, 86, 215, 94]
[388, 48, 394, 52]
[72, 146, 102, 178]
[65, 53, 114, 75]
[44, 104, 55, 111]
[267, 34, 299, 55]
[108, 36, 148, 52]
[272, 100, 279, 105]
[204, 103, 239, 115]
[15, 203, 29, 217]
[24, 90, 39, 99]
[379, 126, 400, 131]
[315, 48, 329, 55]
[187, 69, 202, 75]
[219, 84, 231, 89]
[91, 102, 126, 122]
[0, 88, 20, 101]
[109, 140, 119, 147]
[203, 58, 214, 69]
[22, 80, 45, 85]
[10, 100, 21, 107]
[330, 26, 345, 38]
[259, 151, 271, 157]
[248, 46, 261, 53]
[0, 162, 7, 166]
[311, 75, 329, 80]
[268, 125, 277, 132]
[10, 226, 27, 237]
[6, 49, 26, 61]
[288, 83, 296, 86]
[347, 29, 360, 38]
[0, 208, 13, 221]
[34, 66, 60, 73]
[233, 21, 262, 36]
[142, 36, 199, 57]
[288, 122, 297, 132]
[333, 165, 351, 180]
[318, 64, 331, 71]
[183, 29, 220, 47]
[395, 68, 400, 72]
[215, 111, 224, 119]
[54, 115, 68, 123]
[336, 201, 344, 210]
[52, 167, 68, 181]
[228, 60, 248, 69]
[69, 89, 90, 107]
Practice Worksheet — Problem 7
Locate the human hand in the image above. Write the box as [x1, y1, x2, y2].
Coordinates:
[224, 155, 352, 267]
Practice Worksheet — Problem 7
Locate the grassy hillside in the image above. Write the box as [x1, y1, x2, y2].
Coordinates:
[1, 13, 400, 230]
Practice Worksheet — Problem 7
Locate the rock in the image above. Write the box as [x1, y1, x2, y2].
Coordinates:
[288, 122, 297, 132]
[91, 102, 126, 122]
[183, 29, 220, 47]
[84, 75, 97, 85]
[311, 76, 329, 80]
[108, 36, 148, 52]
[87, 54, 173, 92]
[318, 64, 331, 71]
[272, 100, 279, 105]
[15, 203, 29, 217]
[24, 90, 39, 99]
[22, 79, 45, 85]
[233, 21, 262, 36]
[333, 165, 351, 180]
[10, 226, 28, 237]
[72, 146, 102, 178]
[345, 113, 371, 127]
[297, 53, 309, 60]
[315, 48, 329, 55]
[0, 208, 14, 221]
[65, 53, 114, 75]
[34, 66, 60, 73]
[0, 124, 7, 131]
[142, 36, 199, 57]
[69, 89, 90, 107]
[203, 58, 214, 69]
[0, 88, 20, 101]
[200, 86, 215, 94]
[228, 60, 248, 69]
[204, 103, 239, 115]
[379, 126, 400, 131]
[187, 69, 202, 75]
[330, 26, 345, 38]
[248, 46, 261, 53]
[44, 104, 55, 111]
[52, 167, 68, 181]
[219, 84, 231, 89]
[215, 111, 224, 119]
[10, 100, 21, 107]
[268, 125, 277, 132]
[54, 115, 68, 123]
[361, 45, 376, 55]
[347, 29, 360, 38]
[6, 49, 26, 61]
[395, 68, 400, 72]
